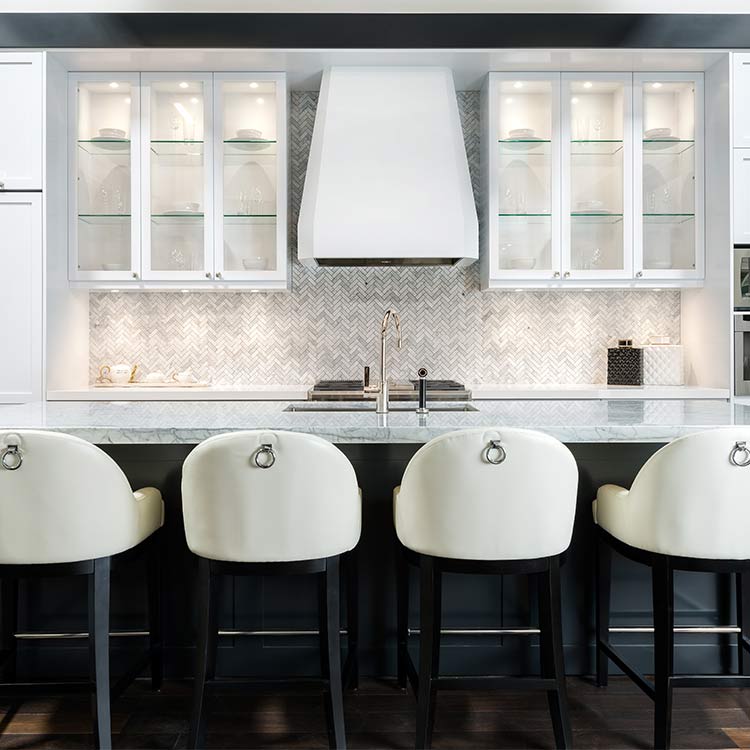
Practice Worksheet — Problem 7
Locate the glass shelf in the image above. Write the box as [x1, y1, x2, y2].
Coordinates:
[498, 139, 551, 155]
[78, 214, 131, 225]
[643, 213, 695, 224]
[224, 214, 277, 225]
[643, 139, 695, 155]
[571, 212, 623, 224]
[151, 213, 205, 225]
[150, 140, 204, 156]
[223, 139, 277, 157]
[571, 140, 624, 156]
[77, 139, 130, 156]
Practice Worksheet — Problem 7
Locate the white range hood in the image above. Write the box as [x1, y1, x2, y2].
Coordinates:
[298, 66, 478, 266]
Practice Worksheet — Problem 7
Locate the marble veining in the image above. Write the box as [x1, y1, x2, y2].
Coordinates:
[0, 399, 743, 445]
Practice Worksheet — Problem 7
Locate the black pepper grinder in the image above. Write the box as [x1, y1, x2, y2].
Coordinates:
[416, 368, 428, 414]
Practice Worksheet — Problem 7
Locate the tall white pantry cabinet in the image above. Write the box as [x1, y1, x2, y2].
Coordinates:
[0, 53, 44, 403]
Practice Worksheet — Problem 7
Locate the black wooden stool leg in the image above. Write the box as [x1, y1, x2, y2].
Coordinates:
[538, 557, 572, 750]
[322, 556, 346, 750]
[595, 532, 612, 688]
[396, 543, 410, 690]
[89, 557, 112, 750]
[416, 556, 441, 750]
[188, 558, 217, 750]
[345, 549, 359, 691]
[737, 572, 750, 675]
[652, 558, 674, 750]
[147, 534, 163, 691]
[0, 578, 19, 683]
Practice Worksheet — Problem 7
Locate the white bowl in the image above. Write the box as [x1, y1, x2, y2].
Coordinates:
[577, 200, 604, 211]
[508, 128, 535, 139]
[508, 258, 537, 270]
[645, 127, 672, 139]
[174, 201, 200, 213]
[242, 257, 268, 271]
[237, 128, 262, 139]
[98, 127, 126, 139]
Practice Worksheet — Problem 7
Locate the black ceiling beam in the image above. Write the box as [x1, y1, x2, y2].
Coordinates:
[0, 13, 748, 49]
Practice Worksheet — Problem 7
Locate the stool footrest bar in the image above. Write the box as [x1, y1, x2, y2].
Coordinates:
[0, 681, 93, 696]
[436, 676, 558, 691]
[599, 640, 656, 700]
[670, 675, 750, 688]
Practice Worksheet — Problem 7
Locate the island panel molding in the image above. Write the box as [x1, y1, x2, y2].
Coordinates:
[88, 92, 680, 387]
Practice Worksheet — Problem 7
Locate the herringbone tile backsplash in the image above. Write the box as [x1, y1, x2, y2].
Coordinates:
[89, 92, 681, 386]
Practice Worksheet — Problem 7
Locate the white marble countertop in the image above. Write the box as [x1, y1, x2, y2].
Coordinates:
[0, 398, 744, 444]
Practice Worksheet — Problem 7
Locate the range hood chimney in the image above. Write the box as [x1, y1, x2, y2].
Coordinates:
[298, 67, 478, 267]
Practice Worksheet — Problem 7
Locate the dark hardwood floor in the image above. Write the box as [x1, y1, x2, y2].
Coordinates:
[1, 677, 750, 749]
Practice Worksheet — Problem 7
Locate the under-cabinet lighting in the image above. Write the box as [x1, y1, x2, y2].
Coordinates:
[513, 81, 523, 89]
[571, 97, 579, 104]
[249, 82, 259, 89]
[583, 81, 593, 89]
[110, 289, 120, 293]
[256, 97, 265, 104]
[652, 82, 663, 89]
[514, 288, 523, 292]
[584, 288, 593, 292]
[654, 288, 662, 292]
[109, 81, 119, 89]
[181, 289, 190, 293]
[179, 81, 189, 89]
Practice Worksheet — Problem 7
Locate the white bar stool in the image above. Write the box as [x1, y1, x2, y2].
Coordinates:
[594, 428, 750, 750]
[0, 430, 165, 750]
[181, 430, 362, 750]
[394, 428, 578, 750]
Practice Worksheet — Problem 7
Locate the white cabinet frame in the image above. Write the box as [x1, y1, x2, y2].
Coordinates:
[141, 72, 214, 282]
[633, 72, 704, 281]
[561, 72, 634, 281]
[0, 53, 43, 191]
[68, 72, 141, 283]
[485, 72, 562, 284]
[0, 193, 43, 403]
[212, 72, 288, 288]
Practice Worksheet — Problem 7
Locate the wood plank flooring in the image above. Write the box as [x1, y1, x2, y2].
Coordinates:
[1, 677, 750, 749]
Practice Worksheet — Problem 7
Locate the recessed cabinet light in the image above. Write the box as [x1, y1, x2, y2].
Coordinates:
[583, 81, 593, 89]
[505, 97, 514, 104]
[179, 81, 189, 89]
[513, 81, 523, 89]
[652, 82, 663, 89]
[256, 98, 265, 104]
[109, 82, 119, 89]
[571, 97, 579, 104]
[249, 82, 259, 89]
[190, 97, 199, 104]
[124, 97, 131, 104]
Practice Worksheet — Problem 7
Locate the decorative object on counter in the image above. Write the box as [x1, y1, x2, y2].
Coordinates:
[144, 371, 168, 383]
[607, 339, 643, 386]
[643, 336, 684, 386]
[97, 363, 138, 385]
[172, 369, 199, 384]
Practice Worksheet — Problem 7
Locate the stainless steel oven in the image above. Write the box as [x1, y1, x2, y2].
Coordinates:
[735, 248, 750, 310]
[735, 315, 750, 395]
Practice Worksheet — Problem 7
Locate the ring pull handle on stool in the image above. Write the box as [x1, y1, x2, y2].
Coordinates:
[484, 440, 506, 465]
[1, 444, 22, 471]
[730, 441, 750, 467]
[254, 444, 276, 469]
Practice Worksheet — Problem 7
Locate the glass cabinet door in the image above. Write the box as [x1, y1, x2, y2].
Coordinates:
[141, 74, 213, 280]
[635, 74, 703, 279]
[492, 73, 560, 279]
[562, 74, 632, 279]
[71, 74, 140, 281]
[214, 74, 286, 283]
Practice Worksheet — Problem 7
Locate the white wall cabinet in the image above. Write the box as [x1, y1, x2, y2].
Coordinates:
[481, 71, 704, 289]
[735, 150, 750, 245]
[0, 194, 43, 403]
[0, 54, 43, 191]
[734, 54, 750, 149]
[69, 72, 288, 290]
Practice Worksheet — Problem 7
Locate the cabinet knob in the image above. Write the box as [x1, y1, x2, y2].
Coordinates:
[205, 272, 212, 279]
[553, 271, 560, 278]
[216, 271, 222, 279]
[636, 271, 643, 278]
[132, 272, 138, 279]
[564, 271, 571, 279]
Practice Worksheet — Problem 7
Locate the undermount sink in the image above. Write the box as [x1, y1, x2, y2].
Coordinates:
[284, 402, 479, 413]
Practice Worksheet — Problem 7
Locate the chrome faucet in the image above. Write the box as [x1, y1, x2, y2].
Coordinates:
[376, 309, 402, 414]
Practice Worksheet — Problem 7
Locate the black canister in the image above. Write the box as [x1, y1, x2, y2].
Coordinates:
[607, 339, 643, 386]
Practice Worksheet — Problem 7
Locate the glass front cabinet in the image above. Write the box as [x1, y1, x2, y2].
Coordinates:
[482, 71, 703, 288]
[69, 72, 287, 289]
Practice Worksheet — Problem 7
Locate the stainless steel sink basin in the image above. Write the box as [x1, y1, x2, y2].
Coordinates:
[284, 402, 479, 413]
